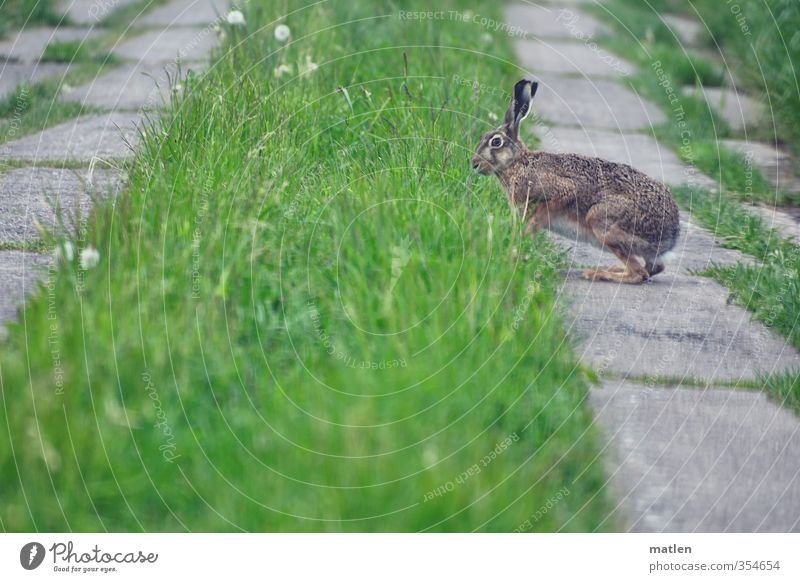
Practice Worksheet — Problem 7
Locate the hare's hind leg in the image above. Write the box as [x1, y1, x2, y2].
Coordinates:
[583, 204, 650, 284]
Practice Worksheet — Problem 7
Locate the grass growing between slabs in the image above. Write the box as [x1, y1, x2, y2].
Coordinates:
[0, 61, 121, 145]
[0, 0, 61, 38]
[591, 0, 785, 205]
[0, 0, 616, 531]
[672, 185, 800, 413]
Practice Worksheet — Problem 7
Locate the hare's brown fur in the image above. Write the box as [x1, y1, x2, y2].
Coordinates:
[472, 80, 680, 284]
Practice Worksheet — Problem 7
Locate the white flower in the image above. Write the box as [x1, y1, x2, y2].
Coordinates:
[274, 63, 292, 77]
[300, 55, 318, 75]
[488, 111, 499, 122]
[226, 10, 245, 26]
[274, 24, 291, 42]
[54, 241, 74, 262]
[79, 247, 100, 270]
[481, 32, 492, 43]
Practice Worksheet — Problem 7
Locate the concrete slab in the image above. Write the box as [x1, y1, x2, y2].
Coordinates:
[534, 124, 717, 189]
[721, 138, 800, 195]
[682, 85, 764, 131]
[746, 205, 800, 242]
[0, 250, 52, 339]
[514, 38, 634, 78]
[505, 3, 608, 40]
[559, 270, 800, 383]
[590, 381, 800, 532]
[0, 62, 70, 100]
[62, 61, 204, 110]
[0, 167, 122, 245]
[133, 0, 229, 27]
[0, 112, 143, 163]
[112, 27, 218, 64]
[58, 0, 139, 25]
[551, 210, 747, 275]
[532, 75, 666, 130]
[0, 27, 94, 63]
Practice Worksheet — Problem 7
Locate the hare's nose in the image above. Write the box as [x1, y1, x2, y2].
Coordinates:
[471, 156, 481, 170]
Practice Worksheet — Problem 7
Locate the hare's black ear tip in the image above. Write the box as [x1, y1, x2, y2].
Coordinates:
[530, 80, 539, 95]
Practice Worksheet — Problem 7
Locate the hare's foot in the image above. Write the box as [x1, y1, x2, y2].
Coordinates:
[583, 267, 646, 284]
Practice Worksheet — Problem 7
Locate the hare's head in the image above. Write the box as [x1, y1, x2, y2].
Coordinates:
[472, 79, 538, 175]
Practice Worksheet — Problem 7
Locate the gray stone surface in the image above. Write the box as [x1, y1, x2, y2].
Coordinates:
[533, 75, 666, 130]
[62, 61, 203, 110]
[590, 381, 800, 532]
[133, 0, 229, 27]
[661, 14, 705, 46]
[682, 85, 764, 131]
[0, 112, 143, 163]
[746, 205, 800, 242]
[721, 138, 800, 195]
[0, 167, 122, 244]
[112, 27, 218, 64]
[560, 271, 800, 383]
[0, 62, 70, 100]
[505, 3, 608, 39]
[0, 27, 93, 63]
[515, 38, 634, 78]
[551, 211, 747, 274]
[0, 250, 52, 339]
[59, 0, 138, 25]
[534, 124, 716, 189]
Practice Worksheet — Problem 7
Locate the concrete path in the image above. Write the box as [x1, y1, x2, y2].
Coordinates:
[0, 0, 225, 336]
[509, 2, 800, 532]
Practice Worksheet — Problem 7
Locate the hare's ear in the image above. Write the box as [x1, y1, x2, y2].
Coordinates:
[504, 79, 538, 138]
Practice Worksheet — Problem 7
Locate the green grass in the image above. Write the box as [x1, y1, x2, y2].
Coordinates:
[591, 1, 781, 203]
[0, 0, 62, 38]
[0, 0, 615, 532]
[684, 0, 800, 153]
[760, 372, 800, 415]
[41, 39, 119, 64]
[99, 0, 171, 29]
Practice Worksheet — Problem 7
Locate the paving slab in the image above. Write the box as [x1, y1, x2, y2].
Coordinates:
[0, 27, 94, 63]
[532, 75, 666, 130]
[550, 210, 747, 275]
[505, 3, 608, 40]
[661, 14, 705, 47]
[0, 62, 70, 100]
[590, 380, 800, 532]
[133, 0, 229, 27]
[720, 138, 800, 195]
[59, 0, 139, 25]
[0, 112, 143, 163]
[112, 27, 218, 64]
[682, 85, 764, 131]
[534, 124, 716, 189]
[514, 38, 634, 78]
[0, 167, 122, 245]
[62, 61, 204, 110]
[559, 270, 800, 383]
[0, 250, 53, 339]
[745, 205, 800, 242]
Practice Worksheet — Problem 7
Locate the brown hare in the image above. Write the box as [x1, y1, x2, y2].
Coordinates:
[471, 79, 680, 284]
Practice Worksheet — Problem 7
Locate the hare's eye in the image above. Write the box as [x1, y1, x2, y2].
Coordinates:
[490, 136, 503, 148]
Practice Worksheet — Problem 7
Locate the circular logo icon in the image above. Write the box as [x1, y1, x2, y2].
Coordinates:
[20, 542, 45, 570]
